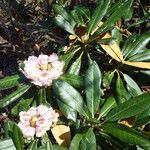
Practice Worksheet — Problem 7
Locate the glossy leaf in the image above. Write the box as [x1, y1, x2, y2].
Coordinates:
[60, 49, 79, 71]
[95, 0, 133, 35]
[28, 140, 38, 150]
[122, 34, 150, 59]
[122, 73, 142, 96]
[57, 100, 77, 122]
[134, 116, 150, 128]
[79, 128, 96, 150]
[115, 74, 127, 104]
[0, 85, 31, 109]
[52, 4, 75, 27]
[0, 138, 16, 150]
[4, 120, 15, 138]
[60, 74, 83, 89]
[70, 134, 83, 150]
[88, 0, 110, 34]
[85, 61, 101, 117]
[55, 15, 74, 34]
[106, 93, 150, 121]
[13, 124, 24, 150]
[99, 96, 117, 119]
[68, 52, 83, 75]
[53, 145, 68, 150]
[53, 80, 90, 118]
[0, 74, 25, 90]
[102, 123, 150, 149]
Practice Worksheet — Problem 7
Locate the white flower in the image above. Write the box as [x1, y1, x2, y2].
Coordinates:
[18, 105, 59, 140]
[21, 53, 64, 86]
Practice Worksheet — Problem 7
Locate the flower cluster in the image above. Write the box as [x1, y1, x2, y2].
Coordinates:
[21, 53, 64, 86]
[18, 105, 59, 139]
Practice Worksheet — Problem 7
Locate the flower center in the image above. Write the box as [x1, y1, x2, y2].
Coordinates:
[40, 63, 53, 71]
[30, 115, 40, 127]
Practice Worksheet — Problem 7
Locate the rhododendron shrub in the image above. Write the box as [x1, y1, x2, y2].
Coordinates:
[0, 0, 150, 150]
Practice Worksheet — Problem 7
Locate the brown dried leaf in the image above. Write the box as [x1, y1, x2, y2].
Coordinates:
[100, 32, 124, 62]
[119, 116, 136, 127]
[51, 125, 71, 147]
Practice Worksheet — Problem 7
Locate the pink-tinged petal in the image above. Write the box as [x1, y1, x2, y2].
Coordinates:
[38, 54, 49, 65]
[19, 112, 31, 124]
[48, 53, 58, 62]
[35, 126, 47, 137]
[37, 105, 49, 115]
[27, 107, 37, 116]
[28, 56, 38, 63]
[52, 61, 65, 71]
[18, 123, 35, 139]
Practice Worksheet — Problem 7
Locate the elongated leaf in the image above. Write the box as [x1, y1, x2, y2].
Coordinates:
[134, 116, 150, 128]
[122, 73, 142, 96]
[68, 52, 83, 75]
[52, 4, 75, 27]
[28, 140, 37, 150]
[0, 138, 16, 150]
[13, 124, 24, 150]
[85, 61, 101, 117]
[102, 123, 150, 149]
[124, 61, 150, 69]
[123, 34, 150, 59]
[71, 7, 90, 25]
[95, 0, 133, 35]
[53, 80, 90, 118]
[79, 128, 96, 150]
[99, 96, 117, 119]
[4, 120, 15, 138]
[60, 74, 83, 89]
[106, 93, 150, 121]
[115, 74, 127, 104]
[70, 134, 83, 150]
[55, 15, 74, 34]
[100, 32, 124, 62]
[0, 74, 25, 90]
[60, 49, 79, 70]
[53, 145, 68, 150]
[128, 49, 150, 62]
[88, 0, 110, 34]
[57, 100, 77, 122]
[0, 85, 31, 109]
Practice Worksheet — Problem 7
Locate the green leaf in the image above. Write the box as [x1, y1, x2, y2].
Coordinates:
[122, 34, 150, 59]
[68, 52, 83, 75]
[0, 85, 31, 109]
[85, 61, 101, 117]
[0, 138, 16, 150]
[134, 116, 150, 128]
[13, 124, 24, 150]
[95, 0, 133, 35]
[55, 15, 74, 34]
[28, 140, 37, 150]
[57, 100, 77, 122]
[0, 74, 25, 90]
[4, 120, 15, 138]
[71, 7, 90, 25]
[60, 74, 83, 89]
[70, 134, 83, 150]
[122, 73, 142, 96]
[102, 123, 150, 149]
[52, 4, 75, 27]
[99, 96, 117, 119]
[79, 128, 96, 150]
[53, 80, 90, 118]
[106, 93, 150, 122]
[115, 73, 127, 104]
[53, 145, 68, 150]
[127, 49, 150, 62]
[60, 49, 79, 71]
[88, 0, 110, 34]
